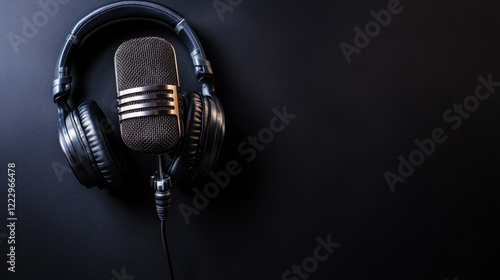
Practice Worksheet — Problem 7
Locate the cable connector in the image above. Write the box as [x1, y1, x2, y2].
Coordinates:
[151, 174, 172, 221]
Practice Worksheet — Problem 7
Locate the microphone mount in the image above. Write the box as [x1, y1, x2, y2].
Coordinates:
[151, 156, 172, 221]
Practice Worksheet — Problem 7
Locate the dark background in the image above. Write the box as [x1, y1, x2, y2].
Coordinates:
[1, 0, 500, 279]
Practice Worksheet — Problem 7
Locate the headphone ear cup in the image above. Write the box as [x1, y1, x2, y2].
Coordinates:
[169, 92, 204, 183]
[196, 95, 225, 176]
[74, 101, 126, 188]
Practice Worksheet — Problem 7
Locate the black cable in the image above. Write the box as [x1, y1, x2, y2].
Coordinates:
[154, 155, 175, 280]
[161, 220, 175, 280]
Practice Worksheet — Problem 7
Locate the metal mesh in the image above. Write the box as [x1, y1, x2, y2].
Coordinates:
[120, 115, 179, 154]
[115, 37, 178, 89]
[115, 37, 180, 153]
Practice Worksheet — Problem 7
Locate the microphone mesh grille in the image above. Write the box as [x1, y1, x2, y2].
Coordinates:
[115, 37, 178, 89]
[115, 37, 180, 154]
[120, 115, 179, 154]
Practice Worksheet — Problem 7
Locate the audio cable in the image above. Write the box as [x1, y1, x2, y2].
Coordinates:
[161, 219, 175, 280]
[152, 156, 175, 280]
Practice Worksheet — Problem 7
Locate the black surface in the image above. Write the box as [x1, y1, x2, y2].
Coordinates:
[1, 0, 500, 279]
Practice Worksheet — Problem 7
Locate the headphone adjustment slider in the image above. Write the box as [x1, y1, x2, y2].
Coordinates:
[194, 60, 213, 81]
[52, 76, 72, 103]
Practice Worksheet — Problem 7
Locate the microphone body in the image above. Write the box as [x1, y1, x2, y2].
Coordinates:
[114, 37, 182, 154]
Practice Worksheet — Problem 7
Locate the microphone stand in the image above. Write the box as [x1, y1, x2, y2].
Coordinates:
[151, 155, 175, 280]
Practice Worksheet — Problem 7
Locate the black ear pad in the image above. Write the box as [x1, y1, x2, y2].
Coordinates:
[169, 92, 204, 183]
[65, 101, 126, 188]
[196, 95, 225, 176]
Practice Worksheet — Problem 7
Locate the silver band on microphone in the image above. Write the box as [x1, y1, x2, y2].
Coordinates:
[117, 84, 180, 122]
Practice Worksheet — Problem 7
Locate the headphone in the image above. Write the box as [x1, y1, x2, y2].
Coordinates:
[53, 1, 225, 189]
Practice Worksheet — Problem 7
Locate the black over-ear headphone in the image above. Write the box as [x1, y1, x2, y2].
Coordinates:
[53, 1, 225, 189]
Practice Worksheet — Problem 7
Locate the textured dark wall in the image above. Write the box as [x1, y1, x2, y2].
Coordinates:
[1, 0, 499, 279]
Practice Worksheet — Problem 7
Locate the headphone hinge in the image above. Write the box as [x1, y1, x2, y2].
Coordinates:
[195, 64, 213, 80]
[196, 64, 215, 95]
[53, 76, 72, 103]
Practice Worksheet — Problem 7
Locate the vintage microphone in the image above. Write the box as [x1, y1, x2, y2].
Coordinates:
[115, 36, 181, 280]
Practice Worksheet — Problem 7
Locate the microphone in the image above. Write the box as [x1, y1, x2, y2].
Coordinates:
[115, 38, 178, 280]
[114, 36, 182, 155]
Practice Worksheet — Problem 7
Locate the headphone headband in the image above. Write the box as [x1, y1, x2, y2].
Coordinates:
[53, 1, 214, 103]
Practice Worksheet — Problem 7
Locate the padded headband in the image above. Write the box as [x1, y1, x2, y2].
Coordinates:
[53, 1, 214, 103]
